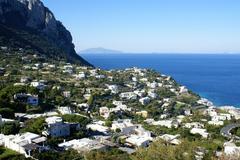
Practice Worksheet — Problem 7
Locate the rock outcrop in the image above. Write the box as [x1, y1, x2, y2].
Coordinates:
[0, 0, 91, 66]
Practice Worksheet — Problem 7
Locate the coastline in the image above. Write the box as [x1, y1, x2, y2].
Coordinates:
[81, 53, 240, 107]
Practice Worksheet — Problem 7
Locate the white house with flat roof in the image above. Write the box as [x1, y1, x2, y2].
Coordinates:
[111, 119, 136, 135]
[58, 138, 106, 152]
[190, 128, 209, 138]
[86, 121, 109, 134]
[3, 132, 46, 158]
[223, 141, 240, 156]
[125, 135, 150, 147]
[43, 116, 70, 137]
[158, 134, 181, 145]
[120, 92, 137, 100]
[58, 106, 73, 115]
[107, 85, 119, 94]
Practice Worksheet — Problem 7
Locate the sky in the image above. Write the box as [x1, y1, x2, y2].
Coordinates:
[42, 0, 240, 53]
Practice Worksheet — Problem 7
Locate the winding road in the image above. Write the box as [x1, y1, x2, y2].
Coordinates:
[220, 123, 240, 138]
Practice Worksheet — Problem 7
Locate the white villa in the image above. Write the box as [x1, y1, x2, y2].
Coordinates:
[58, 138, 106, 152]
[158, 134, 181, 145]
[107, 85, 119, 94]
[125, 135, 150, 147]
[58, 106, 73, 115]
[190, 128, 209, 138]
[111, 119, 136, 135]
[223, 141, 240, 156]
[43, 116, 70, 137]
[86, 121, 109, 134]
[1, 132, 46, 158]
[120, 92, 137, 100]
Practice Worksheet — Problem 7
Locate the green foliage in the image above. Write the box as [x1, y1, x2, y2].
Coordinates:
[62, 114, 90, 127]
[0, 121, 20, 135]
[131, 140, 196, 160]
[20, 117, 45, 134]
[176, 93, 199, 105]
[33, 149, 84, 160]
[156, 88, 176, 98]
[0, 108, 14, 118]
[105, 120, 113, 127]
[85, 148, 130, 160]
[0, 147, 30, 160]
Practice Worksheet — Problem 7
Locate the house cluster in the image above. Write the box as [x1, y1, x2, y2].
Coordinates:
[2, 51, 240, 160]
[204, 107, 231, 126]
[0, 132, 46, 158]
[14, 93, 39, 106]
[99, 101, 131, 119]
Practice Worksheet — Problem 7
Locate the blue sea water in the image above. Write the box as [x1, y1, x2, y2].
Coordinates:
[81, 53, 240, 107]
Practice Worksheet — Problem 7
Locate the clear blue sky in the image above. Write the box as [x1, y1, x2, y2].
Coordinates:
[42, 0, 240, 53]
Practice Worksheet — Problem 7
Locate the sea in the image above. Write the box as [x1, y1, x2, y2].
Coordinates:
[81, 53, 240, 108]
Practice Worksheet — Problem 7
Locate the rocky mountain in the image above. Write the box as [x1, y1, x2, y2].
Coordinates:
[79, 47, 123, 54]
[0, 0, 91, 66]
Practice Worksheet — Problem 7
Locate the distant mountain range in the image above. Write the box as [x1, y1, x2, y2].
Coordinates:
[79, 47, 123, 54]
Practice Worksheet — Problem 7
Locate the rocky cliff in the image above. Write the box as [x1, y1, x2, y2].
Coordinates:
[0, 0, 91, 66]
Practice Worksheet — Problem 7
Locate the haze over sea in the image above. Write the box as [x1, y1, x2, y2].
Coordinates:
[82, 53, 240, 108]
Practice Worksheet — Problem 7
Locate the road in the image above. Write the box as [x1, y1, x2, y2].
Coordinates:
[220, 123, 240, 138]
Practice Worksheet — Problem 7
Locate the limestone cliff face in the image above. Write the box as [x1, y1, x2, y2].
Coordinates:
[0, 0, 91, 66]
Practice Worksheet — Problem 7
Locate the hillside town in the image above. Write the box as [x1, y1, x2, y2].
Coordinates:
[1, 47, 240, 160]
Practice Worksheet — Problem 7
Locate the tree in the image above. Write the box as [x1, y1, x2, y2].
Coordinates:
[0, 108, 14, 118]
[85, 148, 130, 160]
[131, 140, 196, 160]
[0, 121, 20, 135]
[20, 117, 45, 134]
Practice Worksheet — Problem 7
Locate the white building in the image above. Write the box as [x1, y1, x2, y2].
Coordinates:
[111, 119, 136, 135]
[112, 101, 123, 106]
[134, 90, 145, 97]
[120, 92, 137, 100]
[58, 106, 73, 115]
[208, 120, 224, 126]
[151, 120, 179, 128]
[212, 114, 231, 121]
[58, 138, 106, 152]
[179, 86, 188, 94]
[3, 132, 46, 158]
[78, 103, 89, 111]
[158, 134, 181, 145]
[110, 104, 131, 113]
[86, 121, 109, 134]
[108, 85, 119, 94]
[30, 81, 45, 90]
[198, 98, 214, 107]
[223, 141, 240, 156]
[43, 116, 70, 137]
[75, 72, 86, 79]
[63, 91, 71, 98]
[190, 128, 209, 138]
[96, 75, 106, 79]
[125, 135, 150, 147]
[147, 82, 158, 89]
[148, 91, 158, 99]
[184, 122, 204, 129]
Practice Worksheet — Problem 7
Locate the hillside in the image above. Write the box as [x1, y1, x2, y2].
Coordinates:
[0, 0, 91, 66]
